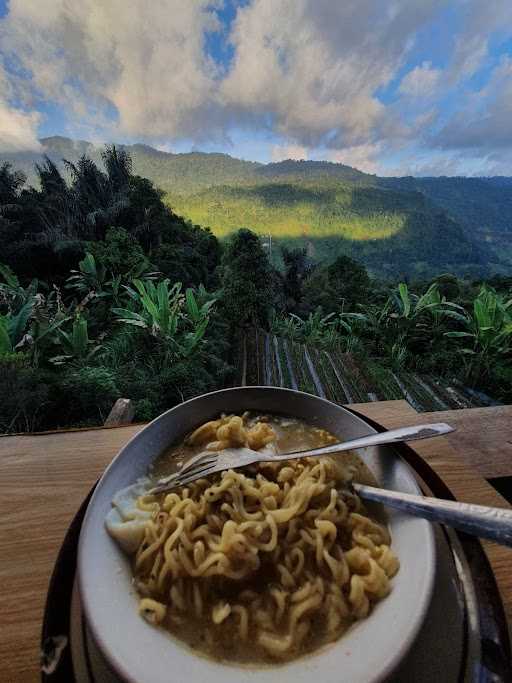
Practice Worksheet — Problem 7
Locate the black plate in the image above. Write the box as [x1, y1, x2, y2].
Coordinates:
[41, 410, 511, 682]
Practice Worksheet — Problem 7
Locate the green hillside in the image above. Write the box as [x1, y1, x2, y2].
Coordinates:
[168, 181, 487, 278]
[381, 175, 512, 264]
[2, 136, 510, 278]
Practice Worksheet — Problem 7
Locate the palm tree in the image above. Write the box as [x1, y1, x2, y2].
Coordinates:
[0, 162, 26, 203]
[64, 153, 129, 240]
[0, 162, 26, 230]
[34, 156, 81, 240]
[0, 164, 27, 265]
[102, 145, 132, 193]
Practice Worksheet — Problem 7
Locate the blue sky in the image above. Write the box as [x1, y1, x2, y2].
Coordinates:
[1, 0, 512, 175]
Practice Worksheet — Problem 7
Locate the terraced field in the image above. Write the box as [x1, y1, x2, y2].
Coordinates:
[232, 329, 500, 411]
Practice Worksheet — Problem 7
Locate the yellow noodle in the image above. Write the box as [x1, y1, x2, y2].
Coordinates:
[128, 413, 399, 663]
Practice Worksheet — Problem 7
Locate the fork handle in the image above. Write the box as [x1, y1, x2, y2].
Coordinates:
[354, 483, 512, 547]
[270, 423, 454, 461]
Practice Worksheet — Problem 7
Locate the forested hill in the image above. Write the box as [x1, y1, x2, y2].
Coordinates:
[4, 136, 261, 193]
[2, 136, 512, 278]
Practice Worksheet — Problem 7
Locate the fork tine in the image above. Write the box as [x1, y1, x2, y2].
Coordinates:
[151, 463, 218, 493]
[179, 453, 217, 475]
[170, 465, 217, 489]
[179, 457, 217, 479]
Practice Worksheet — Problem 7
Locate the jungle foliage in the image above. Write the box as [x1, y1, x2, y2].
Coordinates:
[1, 145, 510, 434]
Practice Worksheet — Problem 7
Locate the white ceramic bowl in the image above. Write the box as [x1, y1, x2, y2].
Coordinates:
[78, 387, 436, 683]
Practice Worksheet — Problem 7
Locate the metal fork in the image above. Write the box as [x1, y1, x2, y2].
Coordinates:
[149, 422, 454, 495]
[148, 422, 512, 547]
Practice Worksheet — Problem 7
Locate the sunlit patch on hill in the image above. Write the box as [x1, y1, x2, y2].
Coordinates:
[167, 184, 406, 241]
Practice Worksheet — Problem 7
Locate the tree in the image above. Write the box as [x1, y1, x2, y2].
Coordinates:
[432, 273, 459, 300]
[102, 145, 132, 193]
[220, 229, 276, 327]
[0, 162, 26, 204]
[0, 164, 26, 262]
[303, 254, 370, 313]
[88, 227, 149, 279]
[281, 246, 314, 314]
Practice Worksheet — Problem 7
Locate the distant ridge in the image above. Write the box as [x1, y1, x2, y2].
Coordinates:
[2, 136, 511, 278]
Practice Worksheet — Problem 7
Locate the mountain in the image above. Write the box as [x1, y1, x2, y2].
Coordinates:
[2, 136, 511, 279]
[380, 176, 512, 266]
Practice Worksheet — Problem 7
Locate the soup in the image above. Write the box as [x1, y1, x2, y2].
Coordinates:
[106, 412, 399, 664]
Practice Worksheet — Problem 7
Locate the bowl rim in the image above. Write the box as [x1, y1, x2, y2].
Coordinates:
[77, 386, 436, 683]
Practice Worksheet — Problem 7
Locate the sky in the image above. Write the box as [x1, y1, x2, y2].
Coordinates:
[1, 0, 512, 176]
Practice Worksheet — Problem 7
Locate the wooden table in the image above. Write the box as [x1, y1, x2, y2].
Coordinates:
[1, 400, 511, 682]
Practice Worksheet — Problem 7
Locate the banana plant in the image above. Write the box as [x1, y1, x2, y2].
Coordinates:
[185, 287, 216, 325]
[182, 288, 217, 354]
[289, 308, 336, 345]
[389, 282, 447, 321]
[113, 279, 215, 359]
[338, 300, 390, 335]
[0, 269, 68, 362]
[114, 279, 182, 338]
[51, 315, 100, 365]
[0, 263, 39, 311]
[269, 312, 301, 339]
[0, 300, 34, 353]
[445, 286, 512, 379]
[66, 253, 107, 296]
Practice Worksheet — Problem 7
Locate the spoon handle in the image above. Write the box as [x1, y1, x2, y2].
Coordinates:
[354, 483, 512, 547]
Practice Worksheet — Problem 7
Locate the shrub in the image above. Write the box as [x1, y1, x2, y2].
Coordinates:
[0, 353, 53, 433]
[88, 227, 150, 278]
[57, 366, 120, 426]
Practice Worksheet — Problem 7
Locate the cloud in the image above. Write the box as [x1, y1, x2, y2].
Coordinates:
[398, 62, 441, 98]
[0, 102, 42, 152]
[323, 143, 385, 175]
[221, 0, 442, 149]
[271, 144, 308, 162]
[0, 0, 224, 144]
[383, 153, 475, 178]
[0, 64, 42, 152]
[0, 0, 511, 176]
[434, 56, 512, 151]
[446, 0, 512, 84]
[0, 0, 444, 151]
[0, 103, 42, 152]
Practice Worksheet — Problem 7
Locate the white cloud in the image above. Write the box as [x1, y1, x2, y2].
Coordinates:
[0, 64, 42, 152]
[399, 62, 441, 98]
[0, 0, 511, 175]
[323, 143, 385, 175]
[221, 0, 442, 149]
[446, 0, 512, 84]
[0, 0, 224, 144]
[271, 144, 308, 162]
[434, 55, 512, 151]
[0, 102, 42, 152]
[383, 152, 471, 177]
[0, 0, 444, 151]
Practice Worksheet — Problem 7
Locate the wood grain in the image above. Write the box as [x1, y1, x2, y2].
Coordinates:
[417, 405, 512, 479]
[0, 399, 510, 682]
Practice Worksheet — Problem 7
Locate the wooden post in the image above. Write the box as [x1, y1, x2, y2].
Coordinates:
[104, 398, 135, 427]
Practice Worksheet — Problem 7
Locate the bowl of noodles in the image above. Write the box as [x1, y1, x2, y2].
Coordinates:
[78, 387, 435, 683]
